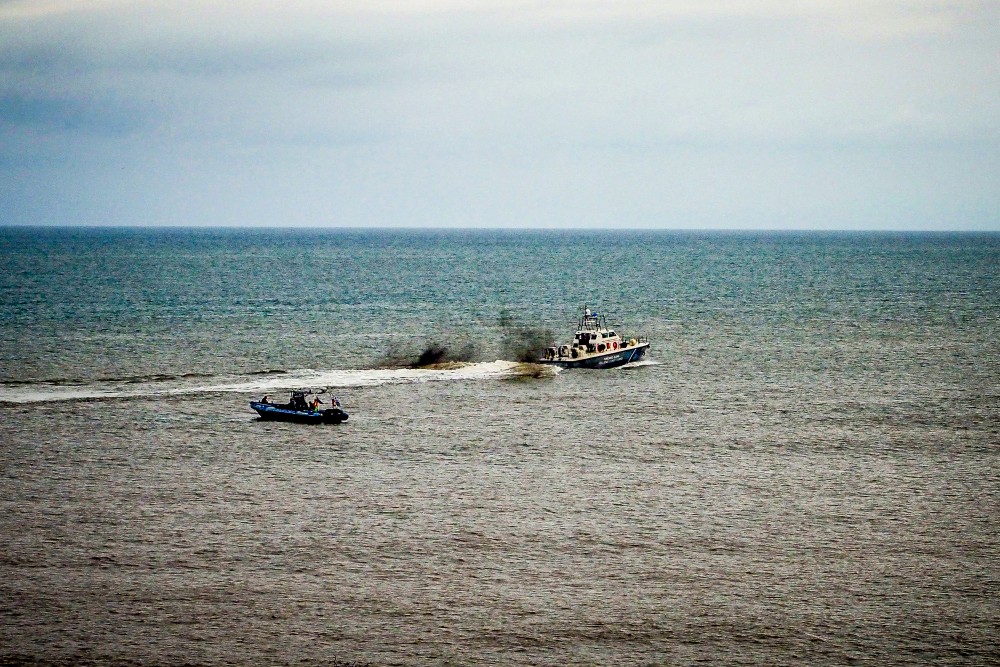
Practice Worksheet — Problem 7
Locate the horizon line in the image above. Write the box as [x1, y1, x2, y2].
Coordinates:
[2, 223, 1000, 234]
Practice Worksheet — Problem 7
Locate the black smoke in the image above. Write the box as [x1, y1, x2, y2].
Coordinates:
[379, 339, 481, 368]
[498, 309, 554, 362]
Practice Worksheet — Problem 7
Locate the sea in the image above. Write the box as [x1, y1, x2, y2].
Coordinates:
[1, 227, 998, 666]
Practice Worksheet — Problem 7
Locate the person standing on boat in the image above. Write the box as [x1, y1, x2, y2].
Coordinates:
[311, 396, 322, 411]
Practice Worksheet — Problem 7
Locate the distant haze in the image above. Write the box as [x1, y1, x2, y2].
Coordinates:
[1, 0, 998, 230]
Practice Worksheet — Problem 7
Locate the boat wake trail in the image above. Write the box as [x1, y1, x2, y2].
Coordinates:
[622, 358, 660, 368]
[0, 361, 540, 404]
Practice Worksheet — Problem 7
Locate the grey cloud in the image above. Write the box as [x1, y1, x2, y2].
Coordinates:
[0, 91, 145, 135]
[0, 1, 998, 229]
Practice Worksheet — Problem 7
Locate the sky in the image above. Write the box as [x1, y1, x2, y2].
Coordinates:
[1, 0, 998, 230]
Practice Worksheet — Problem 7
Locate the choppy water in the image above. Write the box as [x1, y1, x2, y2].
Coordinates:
[1, 228, 999, 666]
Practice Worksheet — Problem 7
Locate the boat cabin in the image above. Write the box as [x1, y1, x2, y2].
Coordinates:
[543, 308, 639, 361]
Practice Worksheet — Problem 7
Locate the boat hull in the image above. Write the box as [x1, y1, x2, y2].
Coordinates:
[538, 342, 649, 369]
[250, 402, 348, 424]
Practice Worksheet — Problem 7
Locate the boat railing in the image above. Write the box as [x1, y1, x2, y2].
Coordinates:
[619, 334, 648, 346]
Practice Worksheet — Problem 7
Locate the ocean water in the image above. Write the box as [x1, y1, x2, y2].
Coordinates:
[1, 227, 998, 666]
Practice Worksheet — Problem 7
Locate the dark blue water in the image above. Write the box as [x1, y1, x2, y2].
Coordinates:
[3, 228, 996, 383]
[1, 227, 998, 665]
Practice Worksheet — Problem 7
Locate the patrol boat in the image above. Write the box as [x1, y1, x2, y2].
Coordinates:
[539, 307, 650, 369]
[250, 390, 348, 424]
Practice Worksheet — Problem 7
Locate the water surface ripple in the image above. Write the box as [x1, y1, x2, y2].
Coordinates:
[1, 229, 998, 665]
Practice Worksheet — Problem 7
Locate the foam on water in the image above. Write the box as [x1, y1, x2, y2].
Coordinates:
[0, 360, 537, 404]
[619, 358, 660, 368]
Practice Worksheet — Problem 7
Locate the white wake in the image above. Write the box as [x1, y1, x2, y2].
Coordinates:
[0, 361, 549, 404]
